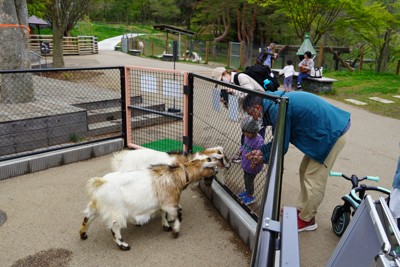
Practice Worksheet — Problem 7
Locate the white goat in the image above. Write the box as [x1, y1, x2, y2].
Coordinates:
[79, 154, 222, 251]
[111, 146, 230, 172]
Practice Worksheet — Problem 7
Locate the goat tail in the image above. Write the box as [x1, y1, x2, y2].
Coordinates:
[86, 177, 107, 197]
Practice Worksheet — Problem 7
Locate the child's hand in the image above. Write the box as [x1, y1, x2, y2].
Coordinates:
[245, 150, 263, 165]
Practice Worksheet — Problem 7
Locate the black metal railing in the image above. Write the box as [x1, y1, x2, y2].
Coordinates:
[0, 67, 124, 161]
[190, 73, 299, 266]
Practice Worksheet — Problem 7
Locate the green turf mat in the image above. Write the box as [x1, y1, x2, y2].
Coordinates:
[141, 138, 204, 152]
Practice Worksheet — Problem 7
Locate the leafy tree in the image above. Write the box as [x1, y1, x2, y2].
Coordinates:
[75, 14, 94, 36]
[175, 0, 196, 29]
[89, 0, 182, 25]
[48, 0, 91, 67]
[335, 0, 400, 72]
[149, 0, 181, 23]
[271, 0, 347, 44]
[27, 0, 49, 17]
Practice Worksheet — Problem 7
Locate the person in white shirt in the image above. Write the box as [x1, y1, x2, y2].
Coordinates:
[279, 59, 295, 91]
[297, 51, 314, 90]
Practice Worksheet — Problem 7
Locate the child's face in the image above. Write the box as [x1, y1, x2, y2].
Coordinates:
[243, 131, 257, 138]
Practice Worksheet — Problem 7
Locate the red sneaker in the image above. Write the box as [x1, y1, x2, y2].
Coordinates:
[298, 217, 318, 232]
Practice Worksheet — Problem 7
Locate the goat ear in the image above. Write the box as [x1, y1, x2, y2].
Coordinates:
[202, 161, 216, 168]
[210, 153, 223, 160]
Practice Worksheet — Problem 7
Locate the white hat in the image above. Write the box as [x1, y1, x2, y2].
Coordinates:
[212, 67, 226, 81]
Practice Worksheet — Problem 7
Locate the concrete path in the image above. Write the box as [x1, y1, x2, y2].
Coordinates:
[98, 34, 144, 51]
[1, 50, 399, 267]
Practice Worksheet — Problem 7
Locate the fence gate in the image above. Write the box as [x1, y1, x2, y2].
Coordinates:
[229, 42, 241, 69]
[123, 66, 190, 152]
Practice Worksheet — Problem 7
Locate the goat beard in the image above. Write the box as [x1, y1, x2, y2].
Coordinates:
[203, 176, 214, 187]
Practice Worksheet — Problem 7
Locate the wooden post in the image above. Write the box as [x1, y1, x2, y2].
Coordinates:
[151, 40, 154, 57]
[205, 41, 209, 64]
[165, 33, 169, 53]
[396, 60, 400, 75]
[184, 40, 187, 60]
[359, 46, 364, 71]
[318, 44, 324, 67]
[227, 42, 231, 68]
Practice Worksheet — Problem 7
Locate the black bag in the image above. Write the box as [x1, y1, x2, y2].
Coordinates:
[256, 52, 266, 64]
[233, 64, 280, 92]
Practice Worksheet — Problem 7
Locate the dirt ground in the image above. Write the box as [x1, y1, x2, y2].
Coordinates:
[0, 154, 252, 267]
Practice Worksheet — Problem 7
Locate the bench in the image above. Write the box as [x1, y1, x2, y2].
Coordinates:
[161, 54, 177, 61]
[272, 69, 337, 93]
[128, 49, 141, 56]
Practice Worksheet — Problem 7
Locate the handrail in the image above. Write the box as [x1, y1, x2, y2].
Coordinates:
[251, 96, 292, 266]
[29, 51, 43, 59]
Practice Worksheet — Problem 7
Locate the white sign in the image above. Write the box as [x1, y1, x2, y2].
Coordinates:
[140, 74, 157, 93]
[163, 80, 182, 98]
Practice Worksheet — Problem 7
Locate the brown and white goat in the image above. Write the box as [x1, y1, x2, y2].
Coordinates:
[111, 146, 230, 172]
[79, 154, 222, 251]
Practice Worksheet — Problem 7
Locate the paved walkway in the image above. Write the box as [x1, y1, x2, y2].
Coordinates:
[1, 50, 399, 267]
[98, 34, 144, 51]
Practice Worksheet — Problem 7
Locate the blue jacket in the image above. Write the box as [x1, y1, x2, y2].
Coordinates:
[260, 91, 351, 164]
[392, 156, 400, 189]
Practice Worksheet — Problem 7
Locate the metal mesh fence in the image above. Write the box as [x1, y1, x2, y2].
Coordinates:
[0, 67, 123, 161]
[191, 74, 277, 217]
[124, 67, 186, 151]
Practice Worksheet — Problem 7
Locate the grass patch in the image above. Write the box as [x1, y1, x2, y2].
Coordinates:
[141, 138, 204, 153]
[324, 70, 400, 119]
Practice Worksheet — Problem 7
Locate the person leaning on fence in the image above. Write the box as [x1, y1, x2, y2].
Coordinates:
[256, 43, 278, 67]
[297, 51, 314, 90]
[389, 152, 400, 230]
[279, 59, 295, 92]
[212, 67, 266, 162]
[241, 91, 351, 232]
[236, 116, 264, 205]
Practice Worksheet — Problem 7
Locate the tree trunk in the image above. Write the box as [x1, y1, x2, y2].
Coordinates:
[0, 0, 34, 103]
[213, 10, 230, 42]
[326, 47, 354, 72]
[52, 22, 65, 68]
[375, 30, 391, 73]
[51, 0, 66, 68]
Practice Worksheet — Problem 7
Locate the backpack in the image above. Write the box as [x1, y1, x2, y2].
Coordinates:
[256, 52, 266, 64]
[233, 64, 280, 92]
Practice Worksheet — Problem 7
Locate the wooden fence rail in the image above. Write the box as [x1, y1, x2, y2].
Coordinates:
[29, 35, 98, 56]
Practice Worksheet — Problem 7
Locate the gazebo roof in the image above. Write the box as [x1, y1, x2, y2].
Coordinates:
[296, 33, 317, 56]
[153, 25, 195, 37]
[28, 15, 50, 27]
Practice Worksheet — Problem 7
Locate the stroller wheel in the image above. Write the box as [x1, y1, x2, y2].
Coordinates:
[331, 205, 351, 237]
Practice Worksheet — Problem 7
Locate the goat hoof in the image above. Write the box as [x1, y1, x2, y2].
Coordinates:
[80, 232, 88, 240]
[118, 244, 131, 251]
[163, 225, 172, 232]
[172, 231, 179, 238]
